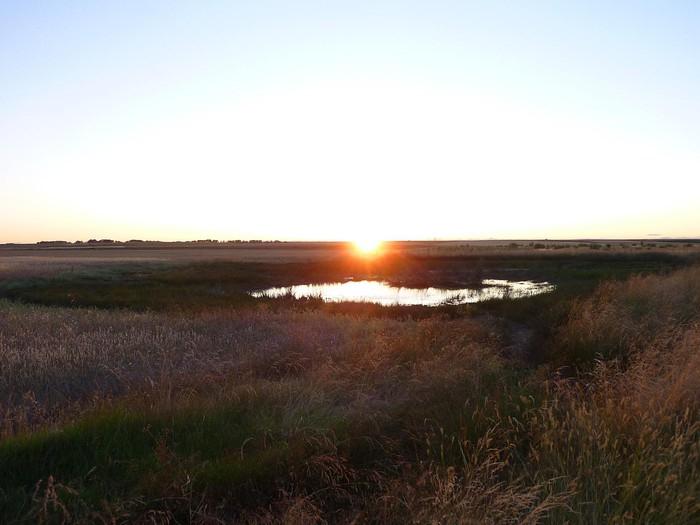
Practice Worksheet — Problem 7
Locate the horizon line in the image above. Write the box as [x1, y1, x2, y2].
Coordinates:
[3, 237, 700, 246]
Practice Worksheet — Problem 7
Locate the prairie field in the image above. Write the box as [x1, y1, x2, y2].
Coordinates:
[6, 0, 700, 522]
[0, 244, 699, 523]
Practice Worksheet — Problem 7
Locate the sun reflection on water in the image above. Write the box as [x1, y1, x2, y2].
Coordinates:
[251, 279, 554, 306]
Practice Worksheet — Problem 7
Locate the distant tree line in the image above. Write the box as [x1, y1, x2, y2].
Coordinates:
[35, 239, 284, 247]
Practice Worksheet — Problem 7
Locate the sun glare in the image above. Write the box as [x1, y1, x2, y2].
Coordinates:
[353, 238, 382, 255]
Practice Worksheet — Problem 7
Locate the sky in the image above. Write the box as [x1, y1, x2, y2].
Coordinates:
[1, 1, 699, 243]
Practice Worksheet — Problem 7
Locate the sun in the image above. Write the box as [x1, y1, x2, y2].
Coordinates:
[353, 238, 383, 255]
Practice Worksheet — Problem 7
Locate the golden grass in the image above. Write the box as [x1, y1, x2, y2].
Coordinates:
[0, 302, 497, 436]
[553, 265, 700, 364]
[1, 265, 699, 522]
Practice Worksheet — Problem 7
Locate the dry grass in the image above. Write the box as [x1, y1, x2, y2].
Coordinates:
[1, 264, 699, 522]
[553, 265, 700, 364]
[531, 266, 700, 523]
[3, 240, 699, 269]
[0, 301, 498, 436]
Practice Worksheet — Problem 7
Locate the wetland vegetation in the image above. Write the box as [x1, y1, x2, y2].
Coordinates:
[0, 242, 699, 523]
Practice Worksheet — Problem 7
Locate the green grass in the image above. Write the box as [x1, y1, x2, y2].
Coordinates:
[0, 388, 352, 522]
[0, 250, 690, 316]
[1, 254, 699, 522]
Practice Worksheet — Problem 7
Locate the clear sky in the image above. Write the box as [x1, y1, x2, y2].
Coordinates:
[2, 1, 699, 242]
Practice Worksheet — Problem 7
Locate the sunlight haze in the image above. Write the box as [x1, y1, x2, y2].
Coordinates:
[2, 1, 699, 242]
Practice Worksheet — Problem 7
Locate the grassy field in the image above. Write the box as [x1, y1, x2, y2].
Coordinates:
[0, 243, 699, 523]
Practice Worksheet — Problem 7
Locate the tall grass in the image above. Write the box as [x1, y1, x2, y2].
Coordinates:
[552, 265, 700, 365]
[0, 265, 699, 522]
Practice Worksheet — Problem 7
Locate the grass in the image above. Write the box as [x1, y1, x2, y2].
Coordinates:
[0, 251, 699, 522]
[0, 307, 509, 522]
[0, 249, 691, 314]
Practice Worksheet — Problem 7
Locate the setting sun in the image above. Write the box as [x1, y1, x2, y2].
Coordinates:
[353, 238, 382, 254]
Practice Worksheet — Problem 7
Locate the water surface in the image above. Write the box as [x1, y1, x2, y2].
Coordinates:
[251, 279, 554, 306]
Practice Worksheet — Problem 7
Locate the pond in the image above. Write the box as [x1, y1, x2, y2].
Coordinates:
[250, 279, 555, 306]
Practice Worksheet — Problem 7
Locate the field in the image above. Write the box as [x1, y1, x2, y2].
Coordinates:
[1, 242, 699, 523]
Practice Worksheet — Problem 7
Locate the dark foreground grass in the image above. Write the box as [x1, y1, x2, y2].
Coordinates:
[0, 258, 699, 523]
[0, 400, 346, 522]
[0, 311, 520, 522]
